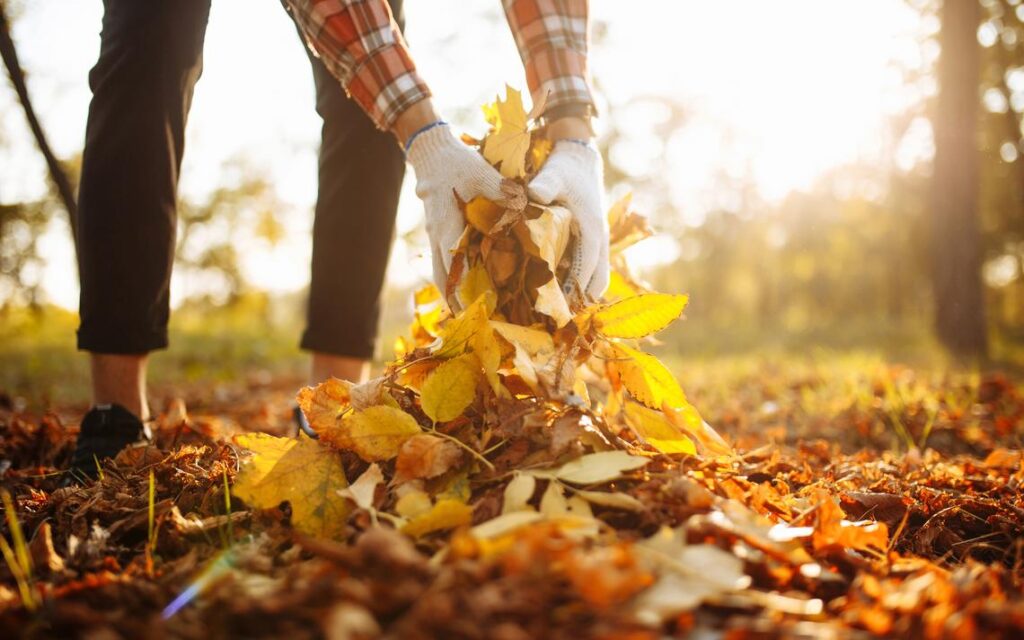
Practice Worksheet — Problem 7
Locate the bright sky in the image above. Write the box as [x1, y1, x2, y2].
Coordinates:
[0, 0, 929, 309]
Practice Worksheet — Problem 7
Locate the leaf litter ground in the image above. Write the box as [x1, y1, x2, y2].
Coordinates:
[2, 88, 1024, 638]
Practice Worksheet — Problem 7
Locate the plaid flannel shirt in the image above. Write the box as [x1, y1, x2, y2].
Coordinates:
[285, 0, 595, 131]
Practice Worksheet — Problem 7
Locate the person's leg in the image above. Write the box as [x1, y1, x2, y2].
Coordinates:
[77, 0, 211, 415]
[293, 0, 407, 385]
[71, 0, 210, 476]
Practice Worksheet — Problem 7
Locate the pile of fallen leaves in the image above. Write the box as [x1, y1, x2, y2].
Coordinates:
[1, 87, 1023, 639]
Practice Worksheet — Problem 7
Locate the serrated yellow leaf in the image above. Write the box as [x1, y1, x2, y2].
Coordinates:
[400, 498, 474, 538]
[593, 293, 688, 339]
[296, 377, 351, 434]
[604, 270, 638, 302]
[232, 433, 349, 539]
[435, 293, 493, 358]
[608, 342, 687, 410]
[458, 262, 497, 311]
[321, 405, 421, 462]
[623, 401, 697, 455]
[481, 85, 530, 178]
[663, 403, 732, 457]
[420, 355, 479, 423]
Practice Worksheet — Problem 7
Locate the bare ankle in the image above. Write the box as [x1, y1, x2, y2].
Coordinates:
[89, 353, 150, 421]
[310, 353, 370, 384]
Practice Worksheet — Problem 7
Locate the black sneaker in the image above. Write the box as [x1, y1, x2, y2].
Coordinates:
[293, 406, 319, 440]
[67, 404, 152, 483]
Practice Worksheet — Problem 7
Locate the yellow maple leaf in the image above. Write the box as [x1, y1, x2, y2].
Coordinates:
[321, 405, 422, 462]
[593, 293, 689, 339]
[420, 355, 479, 423]
[232, 433, 349, 539]
[623, 401, 696, 455]
[482, 85, 531, 178]
[295, 377, 351, 434]
[607, 342, 687, 410]
[400, 498, 474, 538]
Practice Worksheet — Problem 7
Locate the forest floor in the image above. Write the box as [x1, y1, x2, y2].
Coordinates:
[0, 357, 1022, 639]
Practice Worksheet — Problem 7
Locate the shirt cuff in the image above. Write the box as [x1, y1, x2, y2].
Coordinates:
[347, 43, 432, 131]
[524, 47, 596, 116]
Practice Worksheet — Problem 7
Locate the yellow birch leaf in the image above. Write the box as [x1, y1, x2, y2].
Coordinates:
[435, 293, 493, 359]
[604, 270, 638, 301]
[535, 277, 573, 327]
[458, 261, 497, 311]
[232, 433, 349, 539]
[296, 377, 351, 434]
[420, 355, 479, 423]
[321, 405, 422, 462]
[623, 401, 697, 455]
[663, 404, 732, 456]
[481, 85, 530, 178]
[593, 293, 689, 339]
[464, 196, 505, 234]
[608, 342, 687, 410]
[400, 498, 474, 538]
[395, 490, 433, 518]
[471, 329, 504, 397]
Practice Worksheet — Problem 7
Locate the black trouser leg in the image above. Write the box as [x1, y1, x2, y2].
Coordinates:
[296, 0, 407, 359]
[76, 0, 211, 354]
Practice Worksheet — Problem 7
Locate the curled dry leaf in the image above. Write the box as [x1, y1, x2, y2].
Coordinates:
[395, 434, 464, 483]
[553, 451, 650, 485]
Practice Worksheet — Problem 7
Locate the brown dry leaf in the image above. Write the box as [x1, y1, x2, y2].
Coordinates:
[395, 434, 464, 482]
[812, 489, 889, 553]
[296, 377, 352, 433]
[321, 405, 422, 462]
[233, 433, 350, 538]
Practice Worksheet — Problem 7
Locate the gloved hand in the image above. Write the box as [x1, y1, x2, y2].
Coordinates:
[527, 140, 609, 300]
[407, 123, 504, 296]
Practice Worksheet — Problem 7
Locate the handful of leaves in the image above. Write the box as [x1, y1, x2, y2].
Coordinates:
[232, 86, 728, 542]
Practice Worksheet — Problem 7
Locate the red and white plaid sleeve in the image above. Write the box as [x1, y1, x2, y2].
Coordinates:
[502, 0, 596, 116]
[285, 0, 431, 131]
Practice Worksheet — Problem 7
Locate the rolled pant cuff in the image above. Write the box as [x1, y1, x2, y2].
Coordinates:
[299, 328, 375, 360]
[77, 327, 168, 355]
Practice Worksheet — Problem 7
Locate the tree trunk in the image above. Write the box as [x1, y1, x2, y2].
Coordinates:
[931, 0, 988, 357]
[0, 2, 79, 257]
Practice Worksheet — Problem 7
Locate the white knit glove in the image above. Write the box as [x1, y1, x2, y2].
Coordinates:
[527, 140, 609, 300]
[407, 124, 504, 295]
